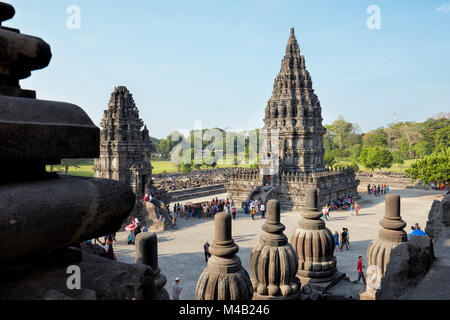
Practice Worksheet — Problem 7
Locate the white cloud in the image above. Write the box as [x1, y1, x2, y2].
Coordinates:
[437, 3, 450, 14]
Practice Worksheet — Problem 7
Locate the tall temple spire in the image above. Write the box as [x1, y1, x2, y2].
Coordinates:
[263, 28, 326, 173]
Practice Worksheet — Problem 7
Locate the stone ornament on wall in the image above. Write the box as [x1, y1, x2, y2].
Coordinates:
[250, 199, 301, 300]
[196, 212, 253, 300]
[291, 188, 337, 283]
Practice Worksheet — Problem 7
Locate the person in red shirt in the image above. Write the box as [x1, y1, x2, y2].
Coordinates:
[356, 256, 366, 285]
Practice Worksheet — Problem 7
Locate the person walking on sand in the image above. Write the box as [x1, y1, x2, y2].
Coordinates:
[231, 201, 236, 220]
[340, 228, 349, 250]
[334, 231, 340, 252]
[172, 277, 182, 300]
[354, 201, 360, 215]
[260, 202, 266, 219]
[322, 204, 330, 220]
[355, 256, 366, 285]
[344, 227, 351, 248]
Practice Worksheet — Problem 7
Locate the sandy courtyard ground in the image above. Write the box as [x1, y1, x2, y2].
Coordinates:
[114, 188, 445, 300]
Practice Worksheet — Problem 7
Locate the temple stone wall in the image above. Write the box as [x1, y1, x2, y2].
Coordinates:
[227, 168, 359, 210]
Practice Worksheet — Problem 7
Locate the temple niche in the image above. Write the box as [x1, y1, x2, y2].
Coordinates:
[226, 28, 359, 210]
[94, 86, 155, 200]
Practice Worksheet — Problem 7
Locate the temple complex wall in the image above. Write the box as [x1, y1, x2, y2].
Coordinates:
[227, 168, 359, 210]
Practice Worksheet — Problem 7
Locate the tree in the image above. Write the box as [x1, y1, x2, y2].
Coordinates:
[362, 128, 388, 148]
[59, 159, 83, 175]
[360, 147, 393, 171]
[351, 144, 362, 162]
[325, 116, 362, 159]
[180, 161, 192, 174]
[324, 149, 340, 168]
[434, 126, 450, 152]
[406, 148, 450, 186]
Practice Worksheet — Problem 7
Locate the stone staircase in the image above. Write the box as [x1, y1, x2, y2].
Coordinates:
[167, 184, 226, 202]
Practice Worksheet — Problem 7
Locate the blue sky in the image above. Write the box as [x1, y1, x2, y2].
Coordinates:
[5, 0, 450, 138]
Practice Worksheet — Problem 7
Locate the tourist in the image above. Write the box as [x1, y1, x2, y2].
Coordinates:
[251, 207, 255, 220]
[103, 236, 116, 260]
[355, 256, 366, 285]
[231, 201, 236, 220]
[260, 202, 266, 219]
[354, 201, 360, 215]
[340, 228, 349, 250]
[350, 203, 354, 215]
[172, 278, 182, 300]
[367, 184, 371, 195]
[203, 241, 211, 263]
[345, 228, 351, 248]
[334, 231, 340, 252]
[408, 226, 415, 239]
[410, 225, 427, 238]
[386, 185, 390, 193]
[322, 204, 330, 220]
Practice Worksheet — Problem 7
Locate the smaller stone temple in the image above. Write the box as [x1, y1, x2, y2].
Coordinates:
[94, 86, 167, 202]
[226, 28, 359, 210]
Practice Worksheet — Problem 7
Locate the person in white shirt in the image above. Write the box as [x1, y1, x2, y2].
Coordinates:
[260, 203, 266, 219]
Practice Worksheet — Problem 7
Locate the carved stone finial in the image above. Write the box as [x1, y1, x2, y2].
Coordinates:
[0, 2, 15, 24]
[0, 2, 52, 98]
[196, 212, 253, 300]
[250, 200, 300, 300]
[135, 232, 169, 300]
[291, 188, 337, 284]
[361, 194, 407, 299]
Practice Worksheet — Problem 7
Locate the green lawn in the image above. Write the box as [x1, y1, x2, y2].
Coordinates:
[46, 160, 250, 177]
[337, 159, 416, 173]
[47, 158, 417, 177]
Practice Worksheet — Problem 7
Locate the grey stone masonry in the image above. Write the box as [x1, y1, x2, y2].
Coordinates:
[94, 86, 157, 200]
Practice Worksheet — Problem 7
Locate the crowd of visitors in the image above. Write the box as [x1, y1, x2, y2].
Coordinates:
[430, 182, 448, 191]
[367, 183, 390, 196]
[243, 198, 266, 220]
[321, 196, 360, 220]
[171, 198, 237, 220]
[153, 169, 231, 191]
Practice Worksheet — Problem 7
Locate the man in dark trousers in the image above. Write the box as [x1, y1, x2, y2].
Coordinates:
[339, 228, 349, 250]
[356, 256, 366, 284]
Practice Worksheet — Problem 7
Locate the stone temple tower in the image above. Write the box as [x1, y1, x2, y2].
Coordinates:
[94, 86, 152, 199]
[264, 27, 326, 173]
[226, 28, 359, 210]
